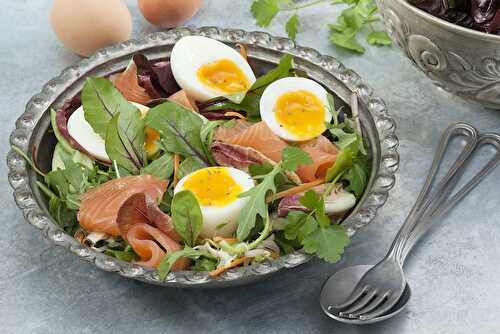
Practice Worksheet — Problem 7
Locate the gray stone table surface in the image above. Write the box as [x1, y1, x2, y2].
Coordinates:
[1, 1, 499, 333]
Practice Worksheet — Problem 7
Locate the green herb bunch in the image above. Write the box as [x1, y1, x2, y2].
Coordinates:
[251, 0, 392, 54]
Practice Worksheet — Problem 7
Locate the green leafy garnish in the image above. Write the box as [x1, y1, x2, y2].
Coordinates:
[236, 146, 311, 241]
[201, 54, 294, 122]
[251, 0, 280, 27]
[81, 77, 138, 139]
[171, 190, 203, 247]
[145, 101, 210, 166]
[283, 191, 350, 263]
[324, 94, 369, 198]
[285, 14, 300, 40]
[281, 146, 312, 171]
[177, 156, 205, 180]
[158, 247, 216, 280]
[250, 0, 391, 54]
[141, 152, 174, 179]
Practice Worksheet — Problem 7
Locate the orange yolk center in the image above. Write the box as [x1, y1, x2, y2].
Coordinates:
[197, 59, 250, 94]
[274, 90, 326, 140]
[182, 167, 243, 207]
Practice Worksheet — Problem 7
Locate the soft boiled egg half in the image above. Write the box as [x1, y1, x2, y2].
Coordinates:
[67, 102, 160, 162]
[170, 36, 256, 102]
[174, 166, 254, 238]
[260, 77, 332, 142]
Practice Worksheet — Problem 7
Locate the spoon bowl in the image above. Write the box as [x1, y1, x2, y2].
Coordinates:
[320, 265, 411, 324]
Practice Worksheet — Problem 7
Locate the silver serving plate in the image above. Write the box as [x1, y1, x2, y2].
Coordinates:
[7, 27, 399, 287]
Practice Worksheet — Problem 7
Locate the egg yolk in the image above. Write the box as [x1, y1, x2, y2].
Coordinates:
[182, 167, 243, 207]
[197, 59, 250, 94]
[145, 127, 160, 156]
[274, 90, 326, 140]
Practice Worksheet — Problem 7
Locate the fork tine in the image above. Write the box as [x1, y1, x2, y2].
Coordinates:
[331, 285, 370, 309]
[347, 290, 391, 318]
[338, 289, 378, 317]
[358, 294, 400, 320]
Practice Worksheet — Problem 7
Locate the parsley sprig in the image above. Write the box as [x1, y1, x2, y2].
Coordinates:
[250, 0, 391, 54]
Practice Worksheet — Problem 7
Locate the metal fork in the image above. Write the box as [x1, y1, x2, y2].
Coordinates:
[331, 123, 500, 320]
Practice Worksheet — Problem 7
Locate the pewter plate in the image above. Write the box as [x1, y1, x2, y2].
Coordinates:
[7, 27, 399, 288]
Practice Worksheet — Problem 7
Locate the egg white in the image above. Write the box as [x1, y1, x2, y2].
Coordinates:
[170, 36, 256, 102]
[67, 102, 149, 162]
[174, 167, 255, 238]
[260, 77, 332, 142]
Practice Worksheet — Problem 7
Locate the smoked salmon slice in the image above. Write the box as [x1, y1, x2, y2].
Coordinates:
[297, 136, 338, 182]
[168, 90, 198, 112]
[78, 175, 168, 236]
[116, 193, 186, 270]
[214, 120, 287, 162]
[110, 62, 152, 105]
[214, 120, 338, 182]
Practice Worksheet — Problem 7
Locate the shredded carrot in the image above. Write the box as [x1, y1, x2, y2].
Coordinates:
[213, 237, 239, 244]
[210, 257, 250, 277]
[267, 178, 325, 203]
[224, 111, 246, 120]
[173, 154, 180, 187]
[237, 43, 248, 60]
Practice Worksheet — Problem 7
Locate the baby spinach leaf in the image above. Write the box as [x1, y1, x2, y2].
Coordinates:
[145, 101, 210, 166]
[171, 190, 203, 247]
[141, 152, 174, 180]
[251, 54, 294, 91]
[81, 77, 138, 139]
[178, 156, 205, 180]
[105, 114, 144, 174]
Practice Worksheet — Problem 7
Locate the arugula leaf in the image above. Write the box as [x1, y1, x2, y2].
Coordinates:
[343, 162, 368, 198]
[281, 146, 312, 171]
[302, 224, 350, 262]
[145, 101, 210, 166]
[141, 152, 174, 179]
[236, 165, 280, 241]
[329, 127, 358, 149]
[285, 14, 300, 40]
[171, 191, 203, 247]
[325, 148, 354, 182]
[251, 0, 279, 27]
[81, 77, 138, 139]
[158, 247, 215, 280]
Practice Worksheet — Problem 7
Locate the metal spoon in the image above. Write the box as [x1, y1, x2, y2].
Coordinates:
[320, 123, 500, 324]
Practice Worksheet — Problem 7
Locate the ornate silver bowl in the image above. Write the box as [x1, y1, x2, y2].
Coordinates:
[377, 0, 500, 109]
[7, 27, 398, 287]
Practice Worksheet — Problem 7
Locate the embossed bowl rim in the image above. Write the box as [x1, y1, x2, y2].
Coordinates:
[7, 27, 399, 288]
[397, 0, 500, 42]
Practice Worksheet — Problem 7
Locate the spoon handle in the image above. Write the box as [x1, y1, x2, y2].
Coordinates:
[398, 133, 500, 263]
[385, 123, 479, 264]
